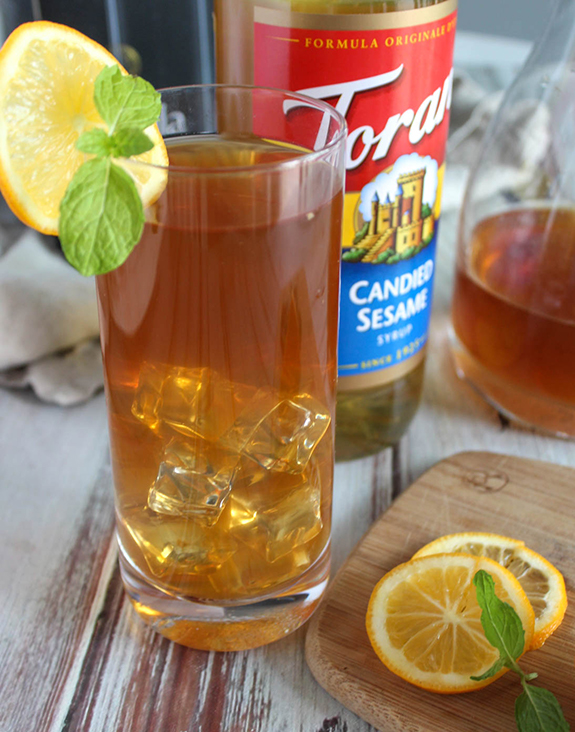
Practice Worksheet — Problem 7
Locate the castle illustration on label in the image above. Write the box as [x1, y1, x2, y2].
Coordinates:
[344, 153, 438, 265]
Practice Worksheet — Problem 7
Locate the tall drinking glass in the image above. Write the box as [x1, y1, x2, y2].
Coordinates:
[96, 85, 345, 651]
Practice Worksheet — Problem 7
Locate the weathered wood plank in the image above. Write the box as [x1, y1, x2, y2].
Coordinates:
[0, 390, 111, 732]
[63, 576, 210, 732]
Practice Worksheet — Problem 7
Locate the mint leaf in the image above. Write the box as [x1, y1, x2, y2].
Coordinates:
[471, 657, 506, 682]
[76, 128, 113, 157]
[472, 572, 570, 732]
[76, 127, 153, 159]
[110, 128, 154, 157]
[58, 66, 164, 276]
[515, 684, 569, 732]
[94, 66, 161, 133]
[473, 569, 525, 663]
[59, 157, 144, 276]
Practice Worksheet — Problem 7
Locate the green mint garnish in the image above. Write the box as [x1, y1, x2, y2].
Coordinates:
[75, 128, 114, 157]
[59, 158, 144, 275]
[94, 66, 162, 133]
[59, 66, 162, 276]
[516, 685, 571, 731]
[472, 568, 526, 669]
[471, 570, 569, 732]
[108, 128, 154, 157]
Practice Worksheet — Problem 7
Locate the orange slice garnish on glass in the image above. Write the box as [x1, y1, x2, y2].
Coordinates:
[0, 21, 168, 234]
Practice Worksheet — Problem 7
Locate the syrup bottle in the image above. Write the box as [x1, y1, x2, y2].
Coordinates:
[215, 0, 458, 459]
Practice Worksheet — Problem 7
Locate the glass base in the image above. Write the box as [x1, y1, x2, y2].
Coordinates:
[118, 541, 330, 651]
[450, 329, 575, 439]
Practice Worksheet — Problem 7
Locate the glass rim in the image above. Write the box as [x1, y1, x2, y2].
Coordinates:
[126, 83, 348, 175]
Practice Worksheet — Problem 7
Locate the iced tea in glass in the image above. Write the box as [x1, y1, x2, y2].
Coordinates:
[96, 85, 345, 650]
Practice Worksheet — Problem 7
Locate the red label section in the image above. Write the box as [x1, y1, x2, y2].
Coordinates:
[254, 6, 457, 387]
[254, 10, 457, 191]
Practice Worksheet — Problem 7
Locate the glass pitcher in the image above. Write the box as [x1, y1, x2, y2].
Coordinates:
[451, 0, 575, 437]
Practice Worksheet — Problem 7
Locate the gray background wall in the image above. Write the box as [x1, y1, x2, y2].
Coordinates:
[458, 0, 553, 41]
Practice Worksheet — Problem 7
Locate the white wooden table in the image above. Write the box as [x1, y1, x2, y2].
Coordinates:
[1, 39, 573, 732]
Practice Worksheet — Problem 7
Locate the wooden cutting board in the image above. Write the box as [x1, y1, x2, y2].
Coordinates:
[306, 451, 575, 731]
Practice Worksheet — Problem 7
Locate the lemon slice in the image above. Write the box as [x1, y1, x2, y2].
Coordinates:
[0, 21, 168, 234]
[413, 532, 567, 649]
[366, 553, 535, 693]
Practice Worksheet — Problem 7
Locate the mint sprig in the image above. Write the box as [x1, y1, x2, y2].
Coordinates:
[472, 570, 569, 732]
[59, 66, 162, 276]
[95, 65, 161, 132]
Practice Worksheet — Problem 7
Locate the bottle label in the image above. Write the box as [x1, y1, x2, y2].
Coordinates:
[253, 1, 457, 390]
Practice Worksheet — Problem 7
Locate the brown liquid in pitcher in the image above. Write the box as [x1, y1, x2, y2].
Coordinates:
[452, 207, 575, 411]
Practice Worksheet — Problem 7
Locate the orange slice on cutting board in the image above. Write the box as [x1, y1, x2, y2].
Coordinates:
[366, 553, 535, 693]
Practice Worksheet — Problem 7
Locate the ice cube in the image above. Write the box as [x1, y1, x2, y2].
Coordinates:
[122, 507, 237, 579]
[221, 393, 330, 474]
[131, 362, 166, 432]
[160, 368, 205, 435]
[161, 368, 256, 441]
[228, 459, 324, 562]
[131, 363, 256, 441]
[148, 438, 239, 522]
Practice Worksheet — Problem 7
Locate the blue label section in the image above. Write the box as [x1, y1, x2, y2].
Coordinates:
[338, 231, 437, 378]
